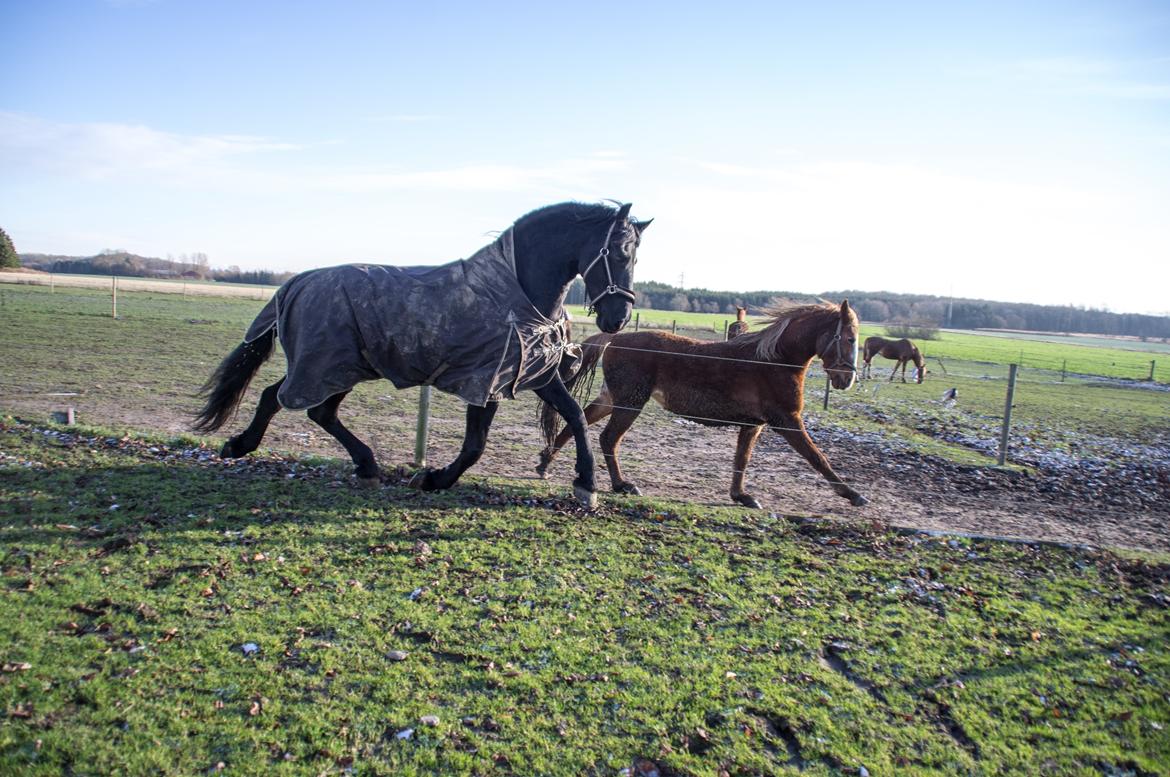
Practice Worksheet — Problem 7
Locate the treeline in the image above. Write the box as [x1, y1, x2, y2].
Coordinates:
[19, 251, 1170, 339]
[19, 251, 295, 287]
[565, 279, 1170, 339]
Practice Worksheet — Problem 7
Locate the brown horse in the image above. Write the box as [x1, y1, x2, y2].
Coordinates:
[861, 336, 924, 383]
[537, 301, 867, 508]
[727, 306, 750, 339]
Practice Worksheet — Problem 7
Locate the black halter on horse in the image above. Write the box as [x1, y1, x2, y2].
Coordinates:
[193, 201, 652, 509]
[580, 217, 638, 314]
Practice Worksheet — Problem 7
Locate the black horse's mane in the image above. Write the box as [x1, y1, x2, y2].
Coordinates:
[515, 201, 622, 228]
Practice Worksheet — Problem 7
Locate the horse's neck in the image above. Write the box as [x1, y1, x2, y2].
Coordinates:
[779, 311, 838, 364]
[513, 231, 581, 319]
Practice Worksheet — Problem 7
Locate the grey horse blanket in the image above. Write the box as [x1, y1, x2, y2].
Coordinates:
[244, 229, 576, 409]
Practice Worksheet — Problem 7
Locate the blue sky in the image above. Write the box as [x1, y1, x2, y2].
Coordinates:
[3, 1, 1169, 314]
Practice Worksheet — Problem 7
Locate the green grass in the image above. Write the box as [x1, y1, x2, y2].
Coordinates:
[2, 418, 1168, 775]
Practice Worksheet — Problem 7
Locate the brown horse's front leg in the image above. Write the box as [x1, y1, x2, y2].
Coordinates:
[772, 413, 867, 506]
[599, 407, 644, 495]
[730, 424, 765, 508]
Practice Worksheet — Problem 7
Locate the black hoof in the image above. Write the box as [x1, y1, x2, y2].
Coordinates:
[535, 460, 550, 480]
[409, 468, 437, 491]
[356, 474, 381, 489]
[614, 482, 642, 496]
[733, 494, 763, 509]
[849, 493, 869, 507]
[574, 484, 598, 510]
[220, 440, 237, 458]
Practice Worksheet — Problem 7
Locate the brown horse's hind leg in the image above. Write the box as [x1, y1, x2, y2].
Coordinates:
[771, 412, 867, 506]
[599, 406, 645, 495]
[221, 377, 285, 459]
[536, 396, 613, 479]
[730, 424, 766, 508]
[306, 391, 380, 487]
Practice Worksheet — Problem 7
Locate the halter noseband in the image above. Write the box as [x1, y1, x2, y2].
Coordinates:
[582, 218, 637, 314]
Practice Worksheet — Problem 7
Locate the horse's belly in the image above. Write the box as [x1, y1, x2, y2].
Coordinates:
[652, 387, 750, 427]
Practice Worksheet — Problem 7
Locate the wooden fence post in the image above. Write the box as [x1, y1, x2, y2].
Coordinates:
[634, 312, 639, 331]
[1150, 360, 1156, 382]
[723, 320, 729, 340]
[997, 364, 1018, 466]
[111, 276, 118, 319]
[414, 386, 432, 467]
[823, 375, 831, 410]
[1061, 359, 1067, 382]
[671, 320, 677, 334]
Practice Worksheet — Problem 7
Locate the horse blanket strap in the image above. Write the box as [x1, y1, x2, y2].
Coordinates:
[244, 228, 573, 409]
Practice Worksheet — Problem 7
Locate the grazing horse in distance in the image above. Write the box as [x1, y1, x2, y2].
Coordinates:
[727, 306, 750, 339]
[538, 301, 868, 509]
[862, 336, 925, 383]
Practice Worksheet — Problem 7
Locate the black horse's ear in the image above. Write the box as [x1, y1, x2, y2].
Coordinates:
[633, 218, 653, 233]
[615, 202, 633, 221]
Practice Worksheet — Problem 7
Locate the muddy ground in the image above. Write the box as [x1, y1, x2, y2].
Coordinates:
[5, 385, 1166, 553]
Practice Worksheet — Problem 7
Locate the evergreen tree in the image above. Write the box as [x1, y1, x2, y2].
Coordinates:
[0, 228, 19, 269]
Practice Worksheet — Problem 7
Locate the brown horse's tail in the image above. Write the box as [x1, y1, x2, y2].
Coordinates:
[192, 328, 276, 433]
[539, 332, 612, 447]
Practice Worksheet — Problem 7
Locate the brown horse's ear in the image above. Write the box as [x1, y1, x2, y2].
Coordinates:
[615, 202, 633, 221]
[633, 217, 653, 233]
[840, 298, 852, 317]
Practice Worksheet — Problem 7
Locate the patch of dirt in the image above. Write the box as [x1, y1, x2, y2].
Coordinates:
[4, 383, 1168, 552]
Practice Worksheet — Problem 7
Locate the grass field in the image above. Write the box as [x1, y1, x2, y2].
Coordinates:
[2, 419, 1168, 775]
[2, 282, 1169, 774]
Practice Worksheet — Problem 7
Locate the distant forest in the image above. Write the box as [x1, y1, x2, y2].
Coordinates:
[19, 251, 295, 287]
[566, 279, 1170, 340]
[19, 251, 1170, 340]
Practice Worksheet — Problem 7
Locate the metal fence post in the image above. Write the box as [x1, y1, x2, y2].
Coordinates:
[1061, 359, 1067, 382]
[1150, 360, 1156, 382]
[634, 312, 639, 331]
[672, 320, 677, 334]
[997, 364, 1018, 466]
[823, 375, 831, 410]
[723, 320, 729, 340]
[414, 385, 432, 467]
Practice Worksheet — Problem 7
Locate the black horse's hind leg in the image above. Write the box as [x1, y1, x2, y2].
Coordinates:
[306, 391, 380, 487]
[412, 401, 499, 493]
[536, 397, 612, 478]
[221, 377, 285, 458]
[535, 378, 598, 508]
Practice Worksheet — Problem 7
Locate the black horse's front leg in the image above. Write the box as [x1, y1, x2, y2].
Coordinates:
[535, 378, 598, 510]
[412, 401, 499, 492]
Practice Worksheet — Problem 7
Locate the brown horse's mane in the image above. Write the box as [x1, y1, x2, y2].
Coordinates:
[741, 302, 846, 361]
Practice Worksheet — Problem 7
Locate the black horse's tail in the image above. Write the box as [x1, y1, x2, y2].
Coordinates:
[192, 327, 277, 433]
[539, 333, 612, 447]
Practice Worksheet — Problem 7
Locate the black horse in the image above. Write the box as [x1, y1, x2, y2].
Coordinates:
[193, 201, 650, 507]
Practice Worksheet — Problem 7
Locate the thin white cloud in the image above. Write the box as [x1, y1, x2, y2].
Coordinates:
[0, 112, 300, 182]
[367, 114, 440, 123]
[962, 57, 1170, 100]
[0, 113, 628, 194]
